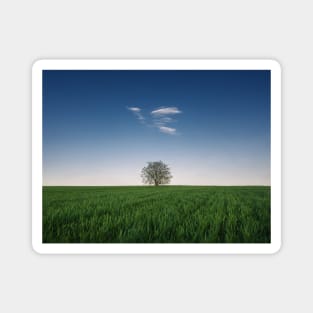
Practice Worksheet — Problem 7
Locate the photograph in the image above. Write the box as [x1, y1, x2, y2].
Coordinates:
[32, 60, 281, 253]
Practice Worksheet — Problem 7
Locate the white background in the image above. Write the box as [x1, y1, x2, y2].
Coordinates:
[32, 59, 281, 255]
[0, 0, 312, 312]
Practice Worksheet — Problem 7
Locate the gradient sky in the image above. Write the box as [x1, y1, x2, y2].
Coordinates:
[43, 70, 270, 186]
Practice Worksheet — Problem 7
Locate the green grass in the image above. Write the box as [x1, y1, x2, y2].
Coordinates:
[43, 186, 270, 243]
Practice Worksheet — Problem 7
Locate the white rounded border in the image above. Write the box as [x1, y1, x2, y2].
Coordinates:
[32, 59, 281, 254]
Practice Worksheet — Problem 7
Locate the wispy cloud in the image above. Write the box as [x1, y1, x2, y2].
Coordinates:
[127, 106, 145, 121]
[151, 107, 182, 116]
[160, 117, 173, 123]
[159, 126, 177, 135]
[150, 107, 182, 135]
[127, 105, 182, 135]
[128, 107, 141, 112]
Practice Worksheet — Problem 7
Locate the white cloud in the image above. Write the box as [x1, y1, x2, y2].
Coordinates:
[128, 106, 181, 134]
[153, 116, 174, 127]
[127, 106, 145, 122]
[151, 107, 182, 115]
[160, 117, 173, 123]
[128, 107, 141, 112]
[159, 126, 176, 135]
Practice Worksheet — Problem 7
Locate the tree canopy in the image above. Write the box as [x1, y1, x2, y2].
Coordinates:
[141, 161, 172, 186]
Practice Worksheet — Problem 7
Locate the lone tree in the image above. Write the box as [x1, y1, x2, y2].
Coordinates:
[141, 161, 172, 186]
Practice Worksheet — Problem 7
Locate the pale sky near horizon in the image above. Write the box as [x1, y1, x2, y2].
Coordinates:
[43, 70, 270, 186]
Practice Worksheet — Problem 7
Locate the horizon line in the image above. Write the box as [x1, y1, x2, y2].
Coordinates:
[43, 184, 271, 187]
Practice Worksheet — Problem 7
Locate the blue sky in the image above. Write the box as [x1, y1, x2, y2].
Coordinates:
[43, 70, 270, 186]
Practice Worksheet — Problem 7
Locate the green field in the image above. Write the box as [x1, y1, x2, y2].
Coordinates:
[43, 186, 270, 243]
